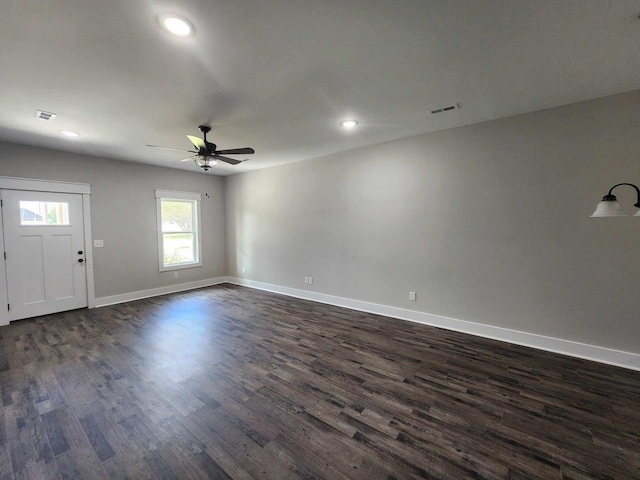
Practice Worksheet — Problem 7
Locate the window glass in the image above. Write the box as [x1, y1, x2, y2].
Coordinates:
[161, 199, 196, 266]
[19, 201, 70, 225]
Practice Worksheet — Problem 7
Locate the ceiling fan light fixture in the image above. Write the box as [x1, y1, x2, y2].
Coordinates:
[158, 14, 194, 36]
[340, 119, 358, 129]
[194, 156, 218, 171]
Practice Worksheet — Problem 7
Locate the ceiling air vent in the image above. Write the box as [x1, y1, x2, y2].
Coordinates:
[35, 110, 57, 121]
[427, 103, 460, 116]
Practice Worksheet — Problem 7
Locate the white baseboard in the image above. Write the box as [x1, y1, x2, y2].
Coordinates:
[94, 277, 227, 308]
[225, 277, 640, 372]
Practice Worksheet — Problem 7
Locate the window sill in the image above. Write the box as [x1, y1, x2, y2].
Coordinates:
[159, 262, 202, 272]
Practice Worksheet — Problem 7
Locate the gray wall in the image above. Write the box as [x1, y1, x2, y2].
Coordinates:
[1, 91, 638, 354]
[225, 90, 640, 354]
[0, 143, 226, 298]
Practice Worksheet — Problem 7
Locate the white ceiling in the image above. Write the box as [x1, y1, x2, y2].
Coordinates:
[0, 0, 638, 175]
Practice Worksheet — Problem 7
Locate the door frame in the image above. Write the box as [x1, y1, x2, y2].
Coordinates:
[0, 176, 95, 326]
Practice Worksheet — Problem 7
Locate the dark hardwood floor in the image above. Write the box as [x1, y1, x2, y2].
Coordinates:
[0, 284, 639, 479]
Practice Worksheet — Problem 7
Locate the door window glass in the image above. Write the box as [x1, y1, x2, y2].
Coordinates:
[19, 201, 70, 225]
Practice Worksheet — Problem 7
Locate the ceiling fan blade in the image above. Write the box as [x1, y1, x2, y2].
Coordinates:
[187, 134, 207, 152]
[180, 156, 195, 162]
[214, 155, 242, 165]
[215, 147, 255, 155]
[146, 144, 193, 153]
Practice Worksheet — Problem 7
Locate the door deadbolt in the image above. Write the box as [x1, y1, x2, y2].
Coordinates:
[78, 250, 83, 255]
[78, 258, 84, 263]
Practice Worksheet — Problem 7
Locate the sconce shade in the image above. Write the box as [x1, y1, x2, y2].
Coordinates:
[590, 200, 627, 217]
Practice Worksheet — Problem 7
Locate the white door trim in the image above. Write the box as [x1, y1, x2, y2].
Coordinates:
[0, 203, 6, 326]
[0, 176, 90, 194]
[0, 176, 95, 325]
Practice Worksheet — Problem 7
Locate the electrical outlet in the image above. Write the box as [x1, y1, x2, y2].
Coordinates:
[409, 291, 416, 301]
[242, 267, 246, 274]
[308, 276, 313, 285]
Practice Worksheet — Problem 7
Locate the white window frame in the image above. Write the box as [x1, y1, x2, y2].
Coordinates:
[155, 189, 202, 272]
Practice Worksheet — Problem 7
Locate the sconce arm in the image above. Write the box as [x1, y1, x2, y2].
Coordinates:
[607, 183, 640, 208]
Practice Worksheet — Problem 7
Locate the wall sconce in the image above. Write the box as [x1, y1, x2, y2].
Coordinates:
[591, 183, 640, 217]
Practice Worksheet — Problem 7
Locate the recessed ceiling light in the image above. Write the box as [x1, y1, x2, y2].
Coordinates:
[61, 130, 80, 138]
[340, 120, 358, 129]
[158, 14, 194, 36]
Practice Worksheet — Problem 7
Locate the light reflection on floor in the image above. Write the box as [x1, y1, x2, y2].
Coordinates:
[129, 294, 226, 383]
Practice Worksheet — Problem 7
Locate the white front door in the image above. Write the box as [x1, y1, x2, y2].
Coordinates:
[1, 189, 88, 320]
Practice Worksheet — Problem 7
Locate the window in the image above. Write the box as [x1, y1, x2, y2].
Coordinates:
[19, 201, 70, 225]
[155, 190, 202, 271]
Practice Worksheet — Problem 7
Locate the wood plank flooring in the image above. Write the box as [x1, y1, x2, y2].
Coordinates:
[0, 284, 639, 479]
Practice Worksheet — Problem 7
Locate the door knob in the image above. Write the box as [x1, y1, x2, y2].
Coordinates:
[78, 259, 84, 263]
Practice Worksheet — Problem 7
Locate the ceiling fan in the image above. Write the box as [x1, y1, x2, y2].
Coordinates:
[147, 125, 255, 171]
